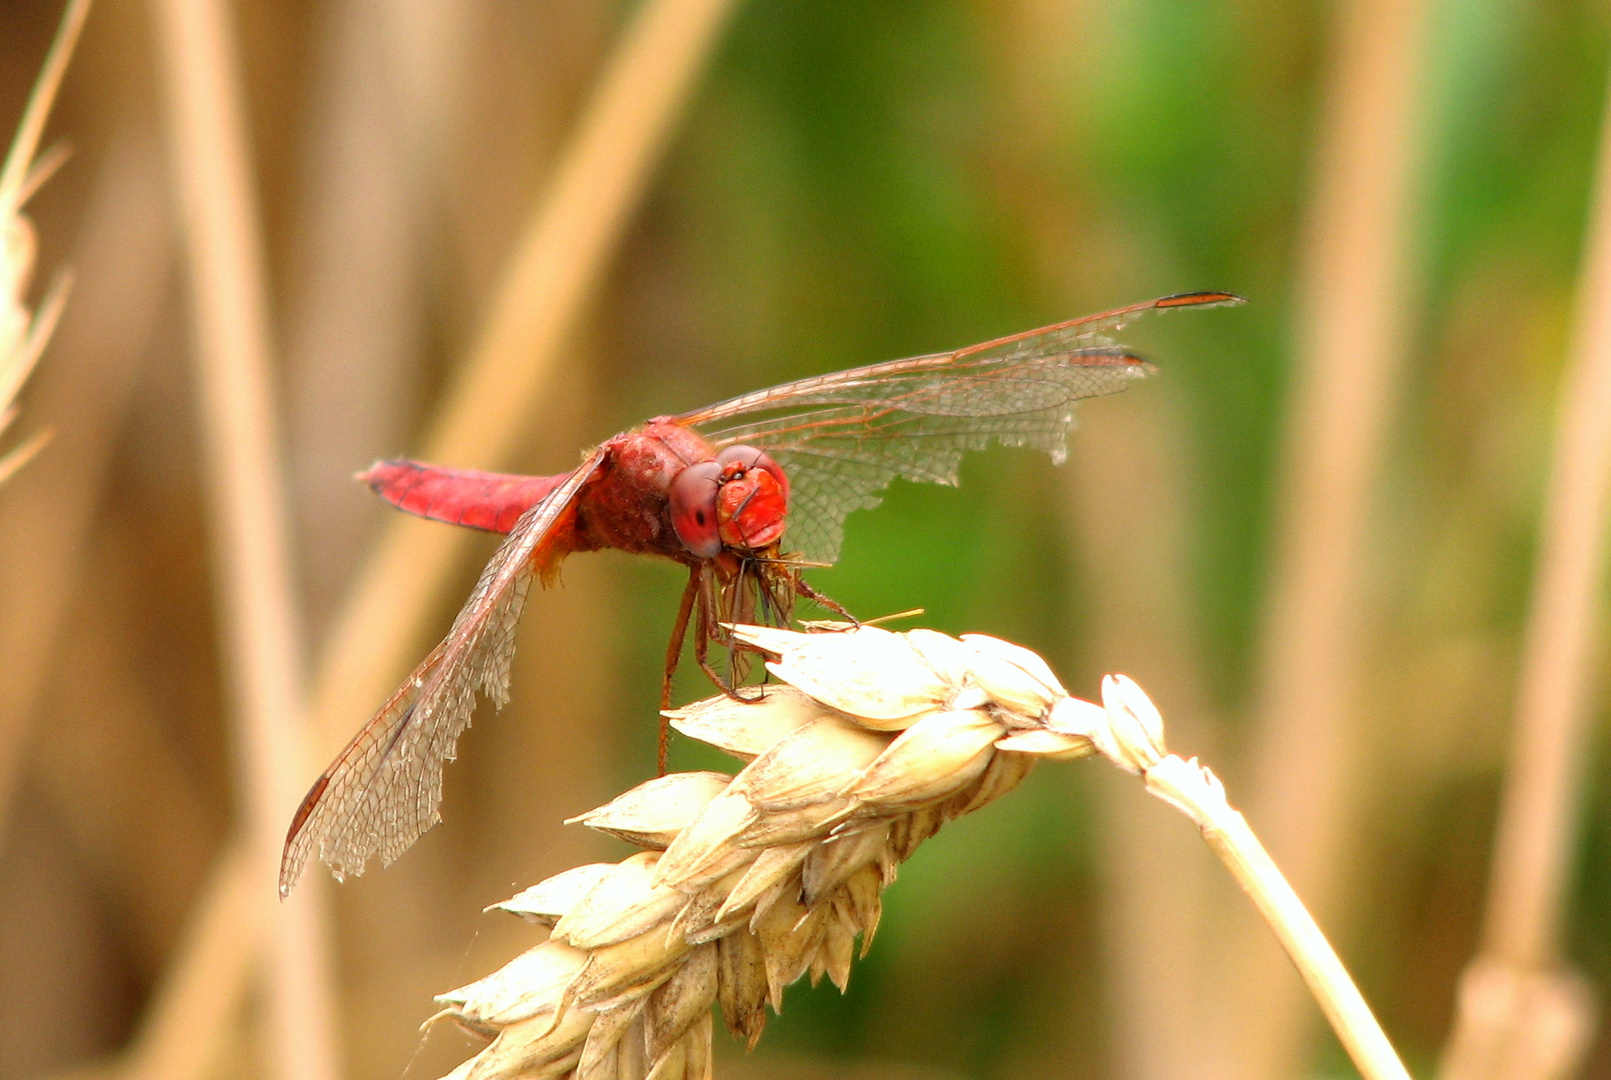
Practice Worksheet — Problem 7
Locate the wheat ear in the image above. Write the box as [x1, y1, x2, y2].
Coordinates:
[427, 624, 1412, 1080]
[0, 0, 90, 484]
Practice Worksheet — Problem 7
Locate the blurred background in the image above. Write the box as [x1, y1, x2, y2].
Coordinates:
[0, 0, 1608, 1078]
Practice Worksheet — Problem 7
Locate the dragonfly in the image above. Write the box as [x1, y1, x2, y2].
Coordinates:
[279, 291, 1242, 897]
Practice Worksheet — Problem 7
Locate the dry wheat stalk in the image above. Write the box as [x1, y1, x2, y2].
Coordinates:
[0, 0, 89, 485]
[426, 624, 1411, 1080]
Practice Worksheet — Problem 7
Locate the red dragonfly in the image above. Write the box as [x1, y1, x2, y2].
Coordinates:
[280, 291, 1240, 897]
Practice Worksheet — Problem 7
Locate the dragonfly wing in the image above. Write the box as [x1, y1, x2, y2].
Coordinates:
[280, 450, 605, 897]
[682, 293, 1240, 564]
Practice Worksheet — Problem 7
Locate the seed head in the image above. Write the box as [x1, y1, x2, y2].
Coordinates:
[430, 625, 1169, 1079]
[1095, 673, 1168, 773]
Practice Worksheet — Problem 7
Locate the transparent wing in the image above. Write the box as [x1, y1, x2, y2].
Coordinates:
[681, 292, 1240, 564]
[280, 451, 606, 897]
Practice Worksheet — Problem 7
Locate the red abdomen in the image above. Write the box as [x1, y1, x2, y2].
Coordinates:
[361, 460, 567, 534]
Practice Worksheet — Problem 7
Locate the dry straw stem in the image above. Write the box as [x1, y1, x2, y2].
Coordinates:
[1233, 0, 1434, 1073]
[431, 625, 1411, 1080]
[0, 0, 90, 483]
[1437, 47, 1611, 1080]
[148, 0, 338, 1076]
[311, 0, 740, 762]
[284, 0, 461, 620]
[122, 839, 265, 1080]
[121, 2, 737, 1077]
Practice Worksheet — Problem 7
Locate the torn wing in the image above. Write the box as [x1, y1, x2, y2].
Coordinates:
[280, 451, 605, 897]
[681, 292, 1241, 564]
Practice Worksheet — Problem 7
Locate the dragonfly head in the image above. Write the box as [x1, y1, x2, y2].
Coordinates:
[669, 445, 789, 559]
[716, 445, 788, 551]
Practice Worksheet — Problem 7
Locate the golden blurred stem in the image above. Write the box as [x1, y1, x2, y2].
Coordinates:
[1437, 48, 1611, 1080]
[1232, 0, 1433, 1073]
[1143, 756, 1412, 1080]
[283, 0, 459, 624]
[147, 0, 340, 1077]
[1249, 0, 1427, 879]
[124, 842, 263, 1080]
[1482, 68, 1611, 976]
[125, 1, 735, 1076]
[311, 0, 740, 760]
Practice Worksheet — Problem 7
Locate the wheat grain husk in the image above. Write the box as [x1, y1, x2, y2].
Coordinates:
[428, 622, 1410, 1080]
[428, 624, 1094, 1079]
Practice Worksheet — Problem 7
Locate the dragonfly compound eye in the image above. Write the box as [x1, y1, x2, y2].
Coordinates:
[669, 460, 724, 558]
[716, 444, 789, 507]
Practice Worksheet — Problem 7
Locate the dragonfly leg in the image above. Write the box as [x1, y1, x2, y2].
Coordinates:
[660, 565, 702, 774]
[793, 575, 858, 625]
[753, 560, 794, 628]
[693, 576, 763, 705]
